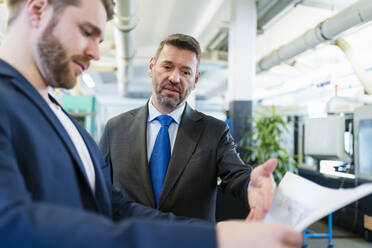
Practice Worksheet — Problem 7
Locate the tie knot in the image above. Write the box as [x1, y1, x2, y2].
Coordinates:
[156, 115, 173, 127]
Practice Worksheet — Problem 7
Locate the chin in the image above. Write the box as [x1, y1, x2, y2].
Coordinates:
[65, 81, 78, 89]
[164, 97, 179, 105]
[57, 78, 77, 89]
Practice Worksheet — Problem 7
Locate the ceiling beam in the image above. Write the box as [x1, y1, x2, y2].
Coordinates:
[257, 0, 298, 32]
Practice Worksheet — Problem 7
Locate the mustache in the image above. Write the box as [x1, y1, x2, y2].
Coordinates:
[71, 55, 90, 69]
[160, 82, 181, 93]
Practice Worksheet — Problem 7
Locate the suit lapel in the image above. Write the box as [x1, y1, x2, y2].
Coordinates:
[128, 105, 156, 207]
[158, 104, 204, 208]
[70, 117, 112, 216]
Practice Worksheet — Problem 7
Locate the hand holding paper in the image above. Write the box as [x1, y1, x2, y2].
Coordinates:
[264, 172, 372, 231]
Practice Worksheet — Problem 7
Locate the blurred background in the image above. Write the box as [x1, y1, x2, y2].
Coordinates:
[2, 0, 372, 246]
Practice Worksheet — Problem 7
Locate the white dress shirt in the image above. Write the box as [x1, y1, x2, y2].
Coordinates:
[146, 99, 186, 162]
[49, 102, 96, 192]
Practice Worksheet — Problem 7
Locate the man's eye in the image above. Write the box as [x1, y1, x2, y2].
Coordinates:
[164, 65, 171, 70]
[81, 28, 92, 37]
[183, 71, 191, 76]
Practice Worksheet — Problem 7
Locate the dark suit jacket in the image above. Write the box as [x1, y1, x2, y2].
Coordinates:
[100, 103, 252, 222]
[0, 59, 215, 248]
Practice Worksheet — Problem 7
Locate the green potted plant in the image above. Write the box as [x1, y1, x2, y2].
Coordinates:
[241, 106, 298, 184]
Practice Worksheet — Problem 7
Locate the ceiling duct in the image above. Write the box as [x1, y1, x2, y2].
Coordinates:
[257, 0, 279, 18]
[257, 0, 297, 32]
[204, 0, 296, 53]
[257, 0, 372, 73]
[114, 0, 138, 96]
[206, 28, 228, 51]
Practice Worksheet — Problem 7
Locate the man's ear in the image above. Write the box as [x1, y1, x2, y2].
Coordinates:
[148, 57, 155, 78]
[193, 71, 200, 90]
[25, 0, 49, 28]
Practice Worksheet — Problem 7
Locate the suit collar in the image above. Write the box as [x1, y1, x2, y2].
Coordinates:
[147, 98, 186, 124]
[0, 59, 24, 80]
[182, 102, 203, 122]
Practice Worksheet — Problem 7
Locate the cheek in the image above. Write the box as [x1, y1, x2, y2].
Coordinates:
[155, 71, 167, 83]
[56, 28, 84, 55]
[183, 80, 193, 89]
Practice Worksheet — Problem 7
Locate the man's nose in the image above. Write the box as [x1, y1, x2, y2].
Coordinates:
[85, 40, 100, 61]
[169, 69, 180, 83]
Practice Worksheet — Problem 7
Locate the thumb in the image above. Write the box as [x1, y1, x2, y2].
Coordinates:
[260, 158, 277, 177]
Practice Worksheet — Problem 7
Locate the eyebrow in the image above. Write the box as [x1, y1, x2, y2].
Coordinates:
[81, 22, 104, 43]
[161, 60, 193, 71]
[180, 66, 192, 71]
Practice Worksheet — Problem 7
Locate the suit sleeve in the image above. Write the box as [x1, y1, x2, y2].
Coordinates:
[216, 122, 252, 207]
[0, 113, 216, 248]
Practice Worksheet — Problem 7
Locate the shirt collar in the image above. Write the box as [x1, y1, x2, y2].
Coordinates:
[147, 96, 185, 124]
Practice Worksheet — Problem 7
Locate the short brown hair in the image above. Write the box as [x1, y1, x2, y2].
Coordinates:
[154, 33, 202, 71]
[5, 0, 115, 26]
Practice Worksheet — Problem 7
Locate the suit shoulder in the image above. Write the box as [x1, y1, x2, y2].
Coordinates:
[194, 110, 228, 130]
[0, 76, 20, 107]
[106, 106, 144, 128]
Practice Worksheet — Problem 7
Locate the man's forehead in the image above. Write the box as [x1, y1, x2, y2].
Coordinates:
[68, 0, 107, 25]
[158, 45, 198, 65]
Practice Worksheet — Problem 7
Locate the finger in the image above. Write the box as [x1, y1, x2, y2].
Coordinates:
[262, 158, 278, 176]
[282, 230, 303, 246]
[281, 245, 301, 248]
[246, 209, 253, 221]
[264, 179, 276, 211]
[247, 207, 265, 221]
[251, 206, 265, 220]
[253, 159, 277, 179]
[264, 190, 272, 213]
[255, 209, 264, 220]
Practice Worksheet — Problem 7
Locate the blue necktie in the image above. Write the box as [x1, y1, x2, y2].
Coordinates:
[149, 115, 174, 205]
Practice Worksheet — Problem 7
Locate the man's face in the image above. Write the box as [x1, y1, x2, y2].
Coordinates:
[34, 0, 106, 89]
[149, 44, 200, 111]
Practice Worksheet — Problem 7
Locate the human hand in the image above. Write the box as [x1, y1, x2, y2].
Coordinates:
[247, 158, 277, 221]
[216, 220, 303, 248]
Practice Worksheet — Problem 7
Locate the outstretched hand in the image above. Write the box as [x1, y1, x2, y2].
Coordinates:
[247, 158, 277, 221]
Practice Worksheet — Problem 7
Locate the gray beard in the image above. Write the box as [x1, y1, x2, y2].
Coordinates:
[156, 87, 192, 110]
[156, 93, 180, 109]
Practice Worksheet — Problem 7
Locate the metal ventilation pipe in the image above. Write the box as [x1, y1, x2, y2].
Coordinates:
[257, 0, 372, 73]
[114, 0, 137, 96]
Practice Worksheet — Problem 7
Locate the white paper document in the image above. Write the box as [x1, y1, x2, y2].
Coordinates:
[264, 172, 372, 231]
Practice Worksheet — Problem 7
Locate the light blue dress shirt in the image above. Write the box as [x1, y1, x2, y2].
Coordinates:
[147, 98, 186, 162]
